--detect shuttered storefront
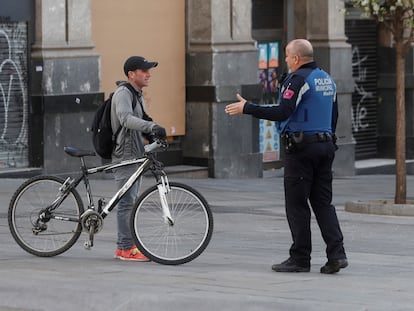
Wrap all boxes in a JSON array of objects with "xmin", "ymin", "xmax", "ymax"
[
  {"xmin": 345, "ymin": 19, "xmax": 378, "ymax": 159},
  {"xmin": 0, "ymin": 22, "xmax": 29, "ymax": 169}
]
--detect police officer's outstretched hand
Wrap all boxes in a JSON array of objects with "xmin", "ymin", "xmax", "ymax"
[
  {"xmin": 225, "ymin": 94, "xmax": 247, "ymax": 116},
  {"xmin": 152, "ymin": 124, "xmax": 167, "ymax": 139}
]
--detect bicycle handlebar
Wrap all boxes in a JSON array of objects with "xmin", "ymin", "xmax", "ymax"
[{"xmin": 144, "ymin": 138, "xmax": 169, "ymax": 154}]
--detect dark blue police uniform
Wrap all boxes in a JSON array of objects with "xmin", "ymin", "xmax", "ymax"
[{"xmin": 243, "ymin": 61, "xmax": 346, "ymax": 268}]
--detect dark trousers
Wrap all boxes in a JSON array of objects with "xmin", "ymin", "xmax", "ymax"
[{"xmin": 283, "ymin": 141, "xmax": 346, "ymax": 265}]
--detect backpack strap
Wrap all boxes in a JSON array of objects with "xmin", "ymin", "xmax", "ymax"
[
  {"xmin": 111, "ymin": 82, "xmax": 138, "ymax": 144},
  {"xmin": 122, "ymin": 82, "xmax": 137, "ymax": 110},
  {"xmin": 123, "ymin": 82, "xmax": 153, "ymax": 121}
]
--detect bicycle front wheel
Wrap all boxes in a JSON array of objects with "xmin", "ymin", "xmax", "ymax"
[
  {"xmin": 131, "ymin": 182, "xmax": 213, "ymax": 265},
  {"xmin": 8, "ymin": 175, "xmax": 84, "ymax": 257}
]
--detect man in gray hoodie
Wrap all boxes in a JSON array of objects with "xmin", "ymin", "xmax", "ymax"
[{"xmin": 111, "ymin": 56, "xmax": 166, "ymax": 261}]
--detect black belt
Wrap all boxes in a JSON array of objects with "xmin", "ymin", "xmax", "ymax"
[
  {"xmin": 302, "ymin": 132, "xmax": 333, "ymax": 144},
  {"xmin": 283, "ymin": 132, "xmax": 335, "ymax": 153}
]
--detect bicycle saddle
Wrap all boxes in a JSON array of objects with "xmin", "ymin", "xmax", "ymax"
[{"xmin": 64, "ymin": 146, "xmax": 96, "ymax": 157}]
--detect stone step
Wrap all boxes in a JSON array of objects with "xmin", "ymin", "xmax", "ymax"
[{"xmin": 355, "ymin": 158, "xmax": 414, "ymax": 175}]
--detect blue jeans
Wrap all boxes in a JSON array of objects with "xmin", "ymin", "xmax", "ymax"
[{"xmin": 115, "ymin": 174, "xmax": 142, "ymax": 250}]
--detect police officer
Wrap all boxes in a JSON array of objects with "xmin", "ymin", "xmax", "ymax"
[{"xmin": 225, "ymin": 39, "xmax": 348, "ymax": 274}]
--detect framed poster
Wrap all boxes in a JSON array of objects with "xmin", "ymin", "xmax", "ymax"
[
  {"xmin": 258, "ymin": 42, "xmax": 280, "ymax": 162},
  {"xmin": 258, "ymin": 43, "xmax": 268, "ymax": 70},
  {"xmin": 268, "ymin": 42, "xmax": 279, "ymax": 68}
]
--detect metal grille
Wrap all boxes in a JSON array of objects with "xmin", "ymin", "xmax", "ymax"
[
  {"xmin": 345, "ymin": 19, "xmax": 378, "ymax": 159},
  {"xmin": 0, "ymin": 22, "xmax": 29, "ymax": 169}
]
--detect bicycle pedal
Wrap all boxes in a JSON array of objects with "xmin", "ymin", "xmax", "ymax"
[{"xmin": 84, "ymin": 240, "xmax": 93, "ymax": 250}]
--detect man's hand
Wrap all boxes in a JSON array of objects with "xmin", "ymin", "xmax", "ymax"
[
  {"xmin": 225, "ymin": 94, "xmax": 247, "ymax": 116},
  {"xmin": 152, "ymin": 124, "xmax": 167, "ymax": 139}
]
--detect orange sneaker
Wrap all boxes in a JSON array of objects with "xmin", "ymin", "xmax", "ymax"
[{"xmin": 114, "ymin": 245, "xmax": 149, "ymax": 262}]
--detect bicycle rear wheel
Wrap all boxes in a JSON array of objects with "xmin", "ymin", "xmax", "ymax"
[
  {"xmin": 8, "ymin": 175, "xmax": 84, "ymax": 257},
  {"xmin": 131, "ymin": 182, "xmax": 213, "ymax": 265}
]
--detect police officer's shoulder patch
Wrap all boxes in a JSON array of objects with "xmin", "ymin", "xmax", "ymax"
[{"xmin": 283, "ymin": 89, "xmax": 295, "ymax": 99}]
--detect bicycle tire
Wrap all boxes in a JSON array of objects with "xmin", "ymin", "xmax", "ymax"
[
  {"xmin": 8, "ymin": 175, "xmax": 84, "ymax": 257},
  {"xmin": 131, "ymin": 182, "xmax": 213, "ymax": 265}
]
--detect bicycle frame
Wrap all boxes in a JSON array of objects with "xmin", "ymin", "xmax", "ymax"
[
  {"xmin": 48, "ymin": 142, "xmax": 169, "ymax": 248},
  {"xmin": 90, "ymin": 158, "xmax": 152, "ymax": 217}
]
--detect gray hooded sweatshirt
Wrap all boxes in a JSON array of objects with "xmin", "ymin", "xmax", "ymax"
[{"xmin": 110, "ymin": 84, "xmax": 155, "ymax": 179}]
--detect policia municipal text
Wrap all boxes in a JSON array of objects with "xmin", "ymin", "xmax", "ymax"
[{"xmin": 225, "ymin": 39, "xmax": 348, "ymax": 274}]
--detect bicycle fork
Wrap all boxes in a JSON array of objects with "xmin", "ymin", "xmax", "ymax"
[{"xmin": 157, "ymin": 175, "xmax": 174, "ymax": 226}]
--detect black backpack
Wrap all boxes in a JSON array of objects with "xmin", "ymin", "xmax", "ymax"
[{"xmin": 91, "ymin": 82, "xmax": 138, "ymax": 159}]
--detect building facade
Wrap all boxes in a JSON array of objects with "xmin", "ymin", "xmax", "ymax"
[{"xmin": 2, "ymin": 0, "xmax": 401, "ymax": 178}]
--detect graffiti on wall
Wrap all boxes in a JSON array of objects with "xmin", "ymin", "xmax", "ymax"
[
  {"xmin": 351, "ymin": 46, "xmax": 373, "ymax": 133},
  {"xmin": 346, "ymin": 18, "xmax": 379, "ymax": 159},
  {"xmin": 0, "ymin": 22, "xmax": 28, "ymax": 168}
]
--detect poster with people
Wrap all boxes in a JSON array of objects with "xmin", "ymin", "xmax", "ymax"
[{"xmin": 258, "ymin": 42, "xmax": 280, "ymax": 162}]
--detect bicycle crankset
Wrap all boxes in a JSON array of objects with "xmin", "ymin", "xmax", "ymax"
[{"xmin": 80, "ymin": 209, "xmax": 104, "ymax": 234}]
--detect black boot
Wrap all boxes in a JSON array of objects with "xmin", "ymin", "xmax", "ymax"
[
  {"xmin": 272, "ymin": 258, "xmax": 310, "ymax": 273},
  {"xmin": 320, "ymin": 258, "xmax": 348, "ymax": 274}
]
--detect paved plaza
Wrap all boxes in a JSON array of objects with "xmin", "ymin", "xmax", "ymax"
[{"xmin": 0, "ymin": 173, "xmax": 414, "ymax": 311}]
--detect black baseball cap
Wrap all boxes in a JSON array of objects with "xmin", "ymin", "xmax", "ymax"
[{"xmin": 123, "ymin": 56, "xmax": 158, "ymax": 76}]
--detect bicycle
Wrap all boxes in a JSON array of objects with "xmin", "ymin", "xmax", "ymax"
[{"xmin": 8, "ymin": 139, "xmax": 213, "ymax": 265}]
